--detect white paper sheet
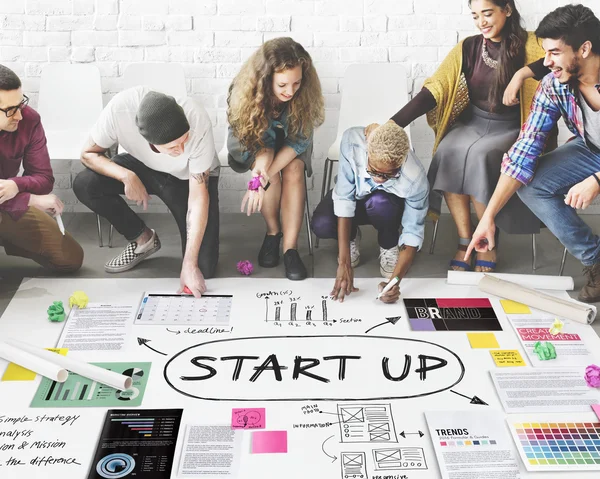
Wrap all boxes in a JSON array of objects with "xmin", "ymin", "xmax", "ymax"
[
  {"xmin": 177, "ymin": 425, "xmax": 241, "ymax": 477},
  {"xmin": 491, "ymin": 369, "xmax": 600, "ymax": 413},
  {"xmin": 508, "ymin": 315, "xmax": 595, "ymax": 367},
  {"xmin": 57, "ymin": 303, "xmax": 134, "ymax": 351},
  {"xmin": 425, "ymin": 410, "xmax": 521, "ymax": 479}
]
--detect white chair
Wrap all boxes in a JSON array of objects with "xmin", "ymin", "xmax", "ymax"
[
  {"xmin": 317, "ymin": 63, "xmax": 412, "ymax": 247},
  {"xmin": 218, "ymin": 128, "xmax": 314, "ymax": 261},
  {"xmin": 38, "ymin": 63, "xmax": 104, "ymax": 244},
  {"xmin": 101, "ymin": 63, "xmax": 188, "ymax": 247}
]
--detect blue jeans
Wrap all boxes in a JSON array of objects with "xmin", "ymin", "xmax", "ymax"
[{"xmin": 517, "ymin": 138, "xmax": 600, "ymax": 266}]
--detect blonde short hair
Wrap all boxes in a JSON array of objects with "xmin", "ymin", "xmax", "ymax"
[{"xmin": 368, "ymin": 121, "xmax": 410, "ymax": 168}]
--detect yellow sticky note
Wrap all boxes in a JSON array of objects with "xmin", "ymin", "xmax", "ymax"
[
  {"xmin": 467, "ymin": 332, "xmax": 500, "ymax": 349},
  {"xmin": 1, "ymin": 348, "xmax": 68, "ymax": 381},
  {"xmin": 500, "ymin": 300, "xmax": 531, "ymax": 314},
  {"xmin": 491, "ymin": 350, "xmax": 526, "ymax": 367}
]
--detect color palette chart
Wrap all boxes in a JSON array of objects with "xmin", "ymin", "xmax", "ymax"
[
  {"xmin": 509, "ymin": 421, "xmax": 600, "ymax": 471},
  {"xmin": 440, "ymin": 439, "xmax": 497, "ymax": 447}
]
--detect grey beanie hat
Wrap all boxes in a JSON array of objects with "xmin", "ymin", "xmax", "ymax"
[{"xmin": 135, "ymin": 91, "xmax": 190, "ymax": 145}]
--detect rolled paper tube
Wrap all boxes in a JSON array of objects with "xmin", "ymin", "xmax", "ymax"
[
  {"xmin": 5, "ymin": 339, "xmax": 133, "ymax": 391},
  {"xmin": 0, "ymin": 341, "xmax": 68, "ymax": 383},
  {"xmin": 448, "ymin": 271, "xmax": 574, "ymax": 291},
  {"xmin": 478, "ymin": 274, "xmax": 596, "ymax": 324}
]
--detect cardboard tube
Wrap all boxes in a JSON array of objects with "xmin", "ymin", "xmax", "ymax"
[
  {"xmin": 447, "ymin": 271, "xmax": 574, "ymax": 291},
  {"xmin": 0, "ymin": 341, "xmax": 68, "ymax": 382},
  {"xmin": 5, "ymin": 339, "xmax": 133, "ymax": 391},
  {"xmin": 478, "ymin": 274, "xmax": 596, "ymax": 324}
]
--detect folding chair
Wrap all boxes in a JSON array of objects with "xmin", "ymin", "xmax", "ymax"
[
  {"xmin": 38, "ymin": 63, "xmax": 103, "ymax": 243},
  {"xmin": 317, "ymin": 63, "xmax": 412, "ymax": 247},
  {"xmin": 100, "ymin": 63, "xmax": 188, "ymax": 247}
]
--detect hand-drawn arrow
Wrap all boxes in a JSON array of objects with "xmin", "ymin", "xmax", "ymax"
[
  {"xmin": 321, "ymin": 435, "xmax": 338, "ymax": 462},
  {"xmin": 365, "ymin": 316, "xmax": 402, "ymax": 334},
  {"xmin": 137, "ymin": 337, "xmax": 167, "ymax": 356},
  {"xmin": 450, "ymin": 389, "xmax": 488, "ymax": 405},
  {"xmin": 400, "ymin": 430, "xmax": 424, "ymax": 438}
]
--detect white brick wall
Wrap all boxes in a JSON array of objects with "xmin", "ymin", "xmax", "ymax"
[{"xmin": 1, "ymin": 0, "xmax": 599, "ymax": 214}]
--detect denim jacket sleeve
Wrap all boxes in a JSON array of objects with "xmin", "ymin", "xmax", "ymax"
[
  {"xmin": 284, "ymin": 128, "xmax": 312, "ymax": 156},
  {"xmin": 398, "ymin": 154, "xmax": 429, "ymax": 251},
  {"xmin": 332, "ymin": 130, "xmax": 357, "ymax": 218}
]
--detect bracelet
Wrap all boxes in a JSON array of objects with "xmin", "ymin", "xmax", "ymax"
[{"xmin": 593, "ymin": 173, "xmax": 600, "ymax": 188}]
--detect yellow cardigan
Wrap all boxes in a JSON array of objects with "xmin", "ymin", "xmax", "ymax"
[{"xmin": 423, "ymin": 32, "xmax": 546, "ymax": 154}]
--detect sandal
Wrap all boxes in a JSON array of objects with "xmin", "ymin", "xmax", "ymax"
[
  {"xmin": 474, "ymin": 229, "xmax": 499, "ymax": 272},
  {"xmin": 450, "ymin": 238, "xmax": 473, "ymax": 271}
]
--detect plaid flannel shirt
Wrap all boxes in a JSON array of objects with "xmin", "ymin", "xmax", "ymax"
[{"xmin": 501, "ymin": 73, "xmax": 600, "ymax": 185}]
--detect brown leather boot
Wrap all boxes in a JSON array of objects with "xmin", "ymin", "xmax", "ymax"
[{"xmin": 578, "ymin": 263, "xmax": 600, "ymax": 303}]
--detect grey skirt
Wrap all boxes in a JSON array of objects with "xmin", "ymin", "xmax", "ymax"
[
  {"xmin": 227, "ymin": 127, "xmax": 314, "ymax": 177},
  {"xmin": 428, "ymin": 104, "xmax": 540, "ymax": 234}
]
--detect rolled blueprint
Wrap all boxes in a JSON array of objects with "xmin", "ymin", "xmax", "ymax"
[
  {"xmin": 0, "ymin": 341, "xmax": 68, "ymax": 382},
  {"xmin": 448, "ymin": 271, "xmax": 575, "ymax": 291},
  {"xmin": 5, "ymin": 339, "xmax": 133, "ymax": 390},
  {"xmin": 478, "ymin": 274, "xmax": 596, "ymax": 324}
]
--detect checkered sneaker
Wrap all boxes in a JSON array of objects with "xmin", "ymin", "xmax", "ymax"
[{"xmin": 104, "ymin": 232, "xmax": 161, "ymax": 273}]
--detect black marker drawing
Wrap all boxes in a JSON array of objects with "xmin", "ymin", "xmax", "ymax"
[
  {"xmin": 450, "ymin": 389, "xmax": 488, "ymax": 405},
  {"xmin": 341, "ymin": 452, "xmax": 367, "ymax": 479},
  {"xmin": 306, "ymin": 310, "xmax": 312, "ymax": 321},
  {"xmin": 399, "ymin": 430, "xmax": 424, "ymax": 438},
  {"xmin": 163, "ymin": 335, "xmax": 466, "ymax": 402},
  {"xmin": 137, "ymin": 337, "xmax": 167, "ymax": 356},
  {"xmin": 373, "ymin": 447, "xmax": 427, "ymax": 471},
  {"xmin": 322, "ymin": 299, "xmax": 328, "ymax": 322},
  {"xmin": 365, "ymin": 316, "xmax": 402, "ymax": 334},
  {"xmin": 321, "ymin": 434, "xmax": 338, "ymax": 462},
  {"xmin": 291, "ymin": 303, "xmax": 297, "ymax": 321},
  {"xmin": 264, "ymin": 297, "xmax": 269, "ymax": 322},
  {"xmin": 275, "ymin": 306, "xmax": 281, "ymax": 322},
  {"xmin": 338, "ymin": 403, "xmax": 397, "ymax": 443}
]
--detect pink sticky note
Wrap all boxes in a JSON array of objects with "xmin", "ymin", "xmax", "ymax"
[
  {"xmin": 232, "ymin": 408, "xmax": 266, "ymax": 430},
  {"xmin": 592, "ymin": 404, "xmax": 600, "ymax": 421},
  {"xmin": 252, "ymin": 431, "xmax": 287, "ymax": 454}
]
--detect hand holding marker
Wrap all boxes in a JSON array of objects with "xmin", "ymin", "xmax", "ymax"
[{"xmin": 377, "ymin": 276, "xmax": 400, "ymax": 300}]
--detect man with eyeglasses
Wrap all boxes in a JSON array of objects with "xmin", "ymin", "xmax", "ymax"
[
  {"xmin": 0, "ymin": 64, "xmax": 83, "ymax": 273},
  {"xmin": 311, "ymin": 121, "xmax": 429, "ymax": 303},
  {"xmin": 73, "ymin": 86, "xmax": 220, "ymax": 297}
]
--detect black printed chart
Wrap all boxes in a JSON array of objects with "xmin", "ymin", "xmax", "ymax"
[{"xmin": 135, "ymin": 293, "xmax": 233, "ymax": 326}]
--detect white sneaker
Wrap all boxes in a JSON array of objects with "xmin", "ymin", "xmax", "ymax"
[
  {"xmin": 350, "ymin": 227, "xmax": 361, "ymax": 268},
  {"xmin": 379, "ymin": 245, "xmax": 399, "ymax": 279}
]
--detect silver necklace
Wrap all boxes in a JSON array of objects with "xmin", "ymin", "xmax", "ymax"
[{"xmin": 482, "ymin": 40, "xmax": 498, "ymax": 69}]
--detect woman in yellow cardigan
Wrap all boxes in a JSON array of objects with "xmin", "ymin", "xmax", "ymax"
[{"xmin": 372, "ymin": 0, "xmax": 553, "ymax": 272}]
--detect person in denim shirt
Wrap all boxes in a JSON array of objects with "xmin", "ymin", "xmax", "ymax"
[
  {"xmin": 312, "ymin": 122, "xmax": 429, "ymax": 303},
  {"xmin": 227, "ymin": 37, "xmax": 324, "ymax": 280},
  {"xmin": 467, "ymin": 4, "xmax": 600, "ymax": 303}
]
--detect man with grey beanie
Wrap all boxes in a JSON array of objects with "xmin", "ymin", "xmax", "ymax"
[{"xmin": 74, "ymin": 86, "xmax": 220, "ymax": 297}]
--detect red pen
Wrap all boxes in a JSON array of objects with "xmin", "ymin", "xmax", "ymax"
[{"xmin": 183, "ymin": 286, "xmax": 192, "ymax": 295}]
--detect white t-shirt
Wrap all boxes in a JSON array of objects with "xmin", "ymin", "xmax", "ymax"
[{"xmin": 91, "ymin": 86, "xmax": 219, "ymax": 180}]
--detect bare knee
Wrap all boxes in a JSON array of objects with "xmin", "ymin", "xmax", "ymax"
[{"xmin": 282, "ymin": 158, "xmax": 305, "ymax": 184}]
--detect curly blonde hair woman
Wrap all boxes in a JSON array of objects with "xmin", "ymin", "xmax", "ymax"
[{"xmin": 227, "ymin": 37, "xmax": 324, "ymax": 280}]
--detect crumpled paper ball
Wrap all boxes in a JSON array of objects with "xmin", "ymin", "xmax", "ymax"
[
  {"xmin": 247, "ymin": 176, "xmax": 263, "ymax": 191},
  {"xmin": 237, "ymin": 260, "xmax": 254, "ymax": 276},
  {"xmin": 69, "ymin": 291, "xmax": 88, "ymax": 309},
  {"xmin": 47, "ymin": 301, "xmax": 65, "ymax": 322},
  {"xmin": 585, "ymin": 364, "xmax": 600, "ymax": 388}
]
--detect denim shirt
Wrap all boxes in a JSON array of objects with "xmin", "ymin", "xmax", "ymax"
[
  {"xmin": 228, "ymin": 105, "xmax": 312, "ymax": 167},
  {"xmin": 333, "ymin": 127, "xmax": 430, "ymax": 250}
]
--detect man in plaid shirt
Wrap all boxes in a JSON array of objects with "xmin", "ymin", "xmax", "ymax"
[{"xmin": 467, "ymin": 4, "xmax": 600, "ymax": 303}]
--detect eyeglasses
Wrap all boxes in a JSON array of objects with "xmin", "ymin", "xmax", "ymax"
[
  {"xmin": 366, "ymin": 166, "xmax": 402, "ymax": 181},
  {"xmin": 0, "ymin": 94, "xmax": 29, "ymax": 118}
]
